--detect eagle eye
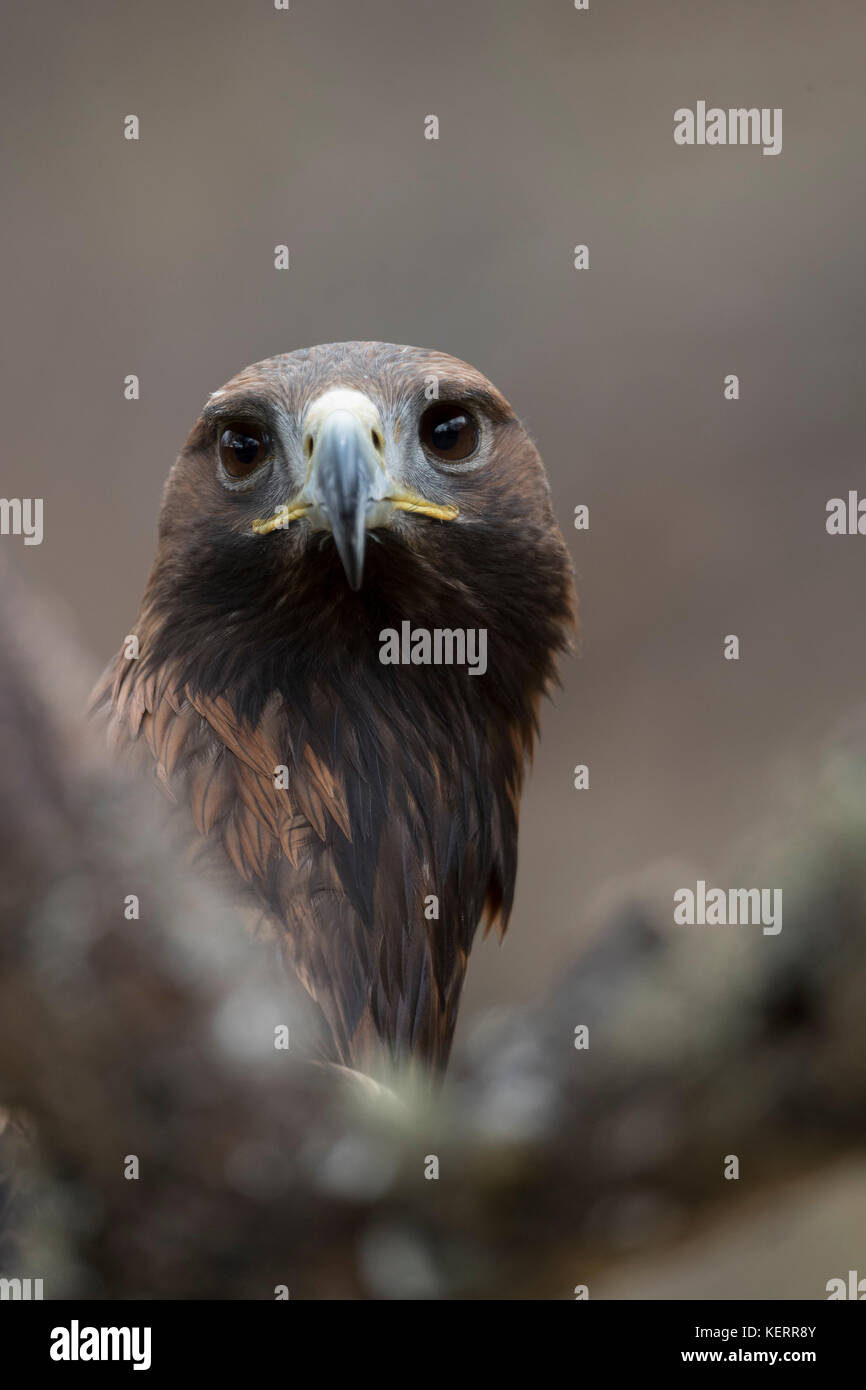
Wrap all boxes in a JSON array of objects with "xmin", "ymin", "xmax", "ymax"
[
  {"xmin": 419, "ymin": 402, "xmax": 479, "ymax": 463},
  {"xmin": 218, "ymin": 422, "xmax": 270, "ymax": 480}
]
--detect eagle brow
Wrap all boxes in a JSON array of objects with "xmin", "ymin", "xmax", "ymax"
[
  {"xmin": 201, "ymin": 393, "xmax": 274, "ymax": 430},
  {"xmin": 431, "ymin": 382, "xmax": 512, "ymax": 423}
]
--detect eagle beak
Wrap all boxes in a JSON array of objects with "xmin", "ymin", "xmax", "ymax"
[
  {"xmin": 251, "ymin": 389, "xmax": 460, "ymax": 588},
  {"xmin": 306, "ymin": 408, "xmax": 380, "ymax": 590}
]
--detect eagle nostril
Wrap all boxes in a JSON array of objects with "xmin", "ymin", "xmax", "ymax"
[
  {"xmin": 371, "ymin": 429, "xmax": 382, "ymax": 451},
  {"xmin": 304, "ymin": 434, "xmax": 314, "ymax": 460}
]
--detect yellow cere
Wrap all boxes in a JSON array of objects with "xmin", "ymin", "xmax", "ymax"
[{"xmin": 252, "ymin": 498, "xmax": 459, "ymax": 534}]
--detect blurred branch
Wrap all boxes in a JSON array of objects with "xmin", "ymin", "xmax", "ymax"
[{"xmin": 1, "ymin": 556, "xmax": 865, "ymax": 1298}]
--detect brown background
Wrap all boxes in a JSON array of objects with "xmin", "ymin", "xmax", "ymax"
[{"xmin": 3, "ymin": 0, "xmax": 865, "ymax": 1296}]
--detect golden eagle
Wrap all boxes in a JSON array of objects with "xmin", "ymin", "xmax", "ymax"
[{"xmin": 93, "ymin": 343, "xmax": 575, "ymax": 1074}]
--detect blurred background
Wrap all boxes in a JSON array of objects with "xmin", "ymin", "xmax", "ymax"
[{"xmin": 2, "ymin": 0, "xmax": 865, "ymax": 1296}]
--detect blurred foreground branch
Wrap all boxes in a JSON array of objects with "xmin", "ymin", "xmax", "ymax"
[{"xmin": 1, "ymin": 558, "xmax": 865, "ymax": 1298}]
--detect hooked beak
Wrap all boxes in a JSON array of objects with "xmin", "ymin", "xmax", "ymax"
[
  {"xmin": 305, "ymin": 407, "xmax": 379, "ymax": 590},
  {"xmin": 252, "ymin": 389, "xmax": 459, "ymax": 590}
]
